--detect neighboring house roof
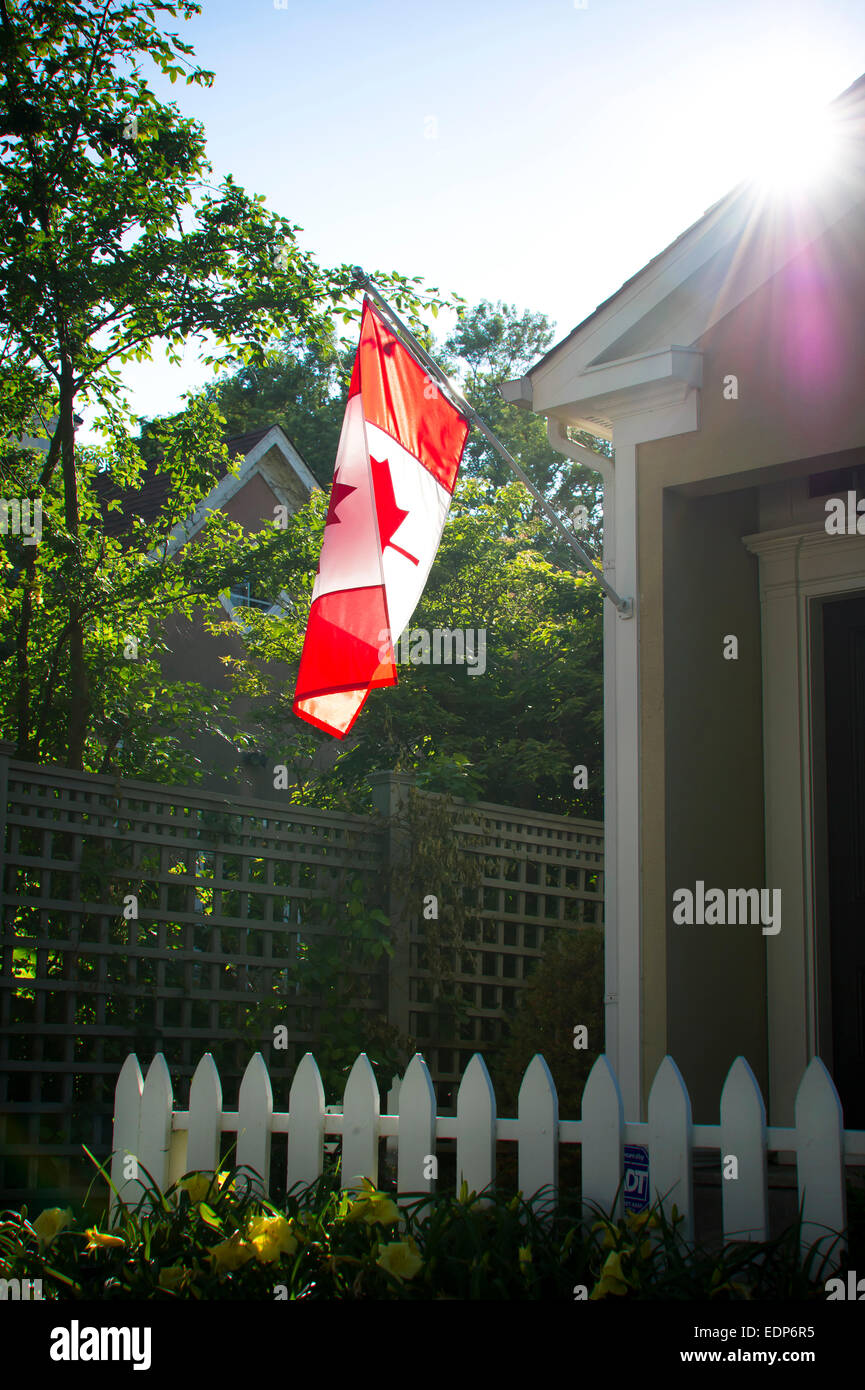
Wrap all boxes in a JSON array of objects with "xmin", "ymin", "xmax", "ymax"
[
  {"xmin": 503, "ymin": 72, "xmax": 865, "ymax": 435},
  {"xmin": 225, "ymin": 426, "xmax": 274, "ymax": 460},
  {"xmin": 94, "ymin": 423, "xmax": 319, "ymax": 542}
]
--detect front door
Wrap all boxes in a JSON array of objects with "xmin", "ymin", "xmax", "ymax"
[{"xmin": 823, "ymin": 594, "xmax": 865, "ymax": 1128}]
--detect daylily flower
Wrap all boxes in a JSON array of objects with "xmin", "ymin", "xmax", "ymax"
[
  {"xmin": 85, "ymin": 1228, "xmax": 126, "ymax": 1250},
  {"xmin": 176, "ymin": 1175, "xmax": 211, "ymax": 1205},
  {"xmin": 246, "ymin": 1214, "xmax": 298, "ymax": 1264},
  {"xmin": 207, "ymin": 1232, "xmax": 256, "ymax": 1273},
  {"xmin": 376, "ymin": 1237, "xmax": 423, "ymax": 1282},
  {"xmin": 518, "ymin": 1244, "xmax": 532, "ymax": 1268},
  {"xmin": 175, "ymin": 1171, "xmax": 233, "ymax": 1205},
  {"xmin": 32, "ymin": 1207, "xmax": 73, "ymax": 1251},
  {"xmin": 343, "ymin": 1178, "xmax": 400, "ymax": 1227},
  {"xmin": 627, "ymin": 1209, "xmax": 659, "ymax": 1233},
  {"xmin": 590, "ymin": 1250, "xmax": 630, "ymax": 1299}
]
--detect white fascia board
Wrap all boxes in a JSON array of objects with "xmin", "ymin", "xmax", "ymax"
[
  {"xmin": 245, "ymin": 425, "xmax": 319, "ymax": 494},
  {"xmin": 536, "ymin": 346, "xmax": 703, "ymax": 434},
  {"xmin": 158, "ymin": 425, "xmax": 315, "ymax": 559},
  {"xmin": 499, "ymin": 375, "xmax": 533, "ymax": 409}
]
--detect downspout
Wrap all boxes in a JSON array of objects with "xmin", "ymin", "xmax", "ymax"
[{"xmin": 545, "ymin": 418, "xmax": 622, "ymax": 1085}]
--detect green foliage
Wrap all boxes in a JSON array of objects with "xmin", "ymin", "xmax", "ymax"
[
  {"xmin": 219, "ymin": 478, "xmax": 603, "ymax": 817},
  {"xmin": 234, "ymin": 872, "xmax": 409, "ymax": 1100},
  {"xmin": 0, "ymin": 0, "xmax": 455, "ymax": 770},
  {"xmin": 492, "ymin": 927, "xmax": 604, "ymax": 1121},
  {"xmin": 117, "ymin": 297, "xmax": 605, "ymax": 815},
  {"xmin": 385, "ymin": 787, "xmax": 488, "ymax": 1032},
  {"xmin": 0, "ymin": 1161, "xmax": 849, "ymax": 1300},
  {"xmin": 441, "ymin": 300, "xmax": 607, "ymax": 557}
]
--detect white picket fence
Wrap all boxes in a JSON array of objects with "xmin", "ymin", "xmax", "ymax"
[{"xmin": 110, "ymin": 1049, "xmax": 865, "ymax": 1267}]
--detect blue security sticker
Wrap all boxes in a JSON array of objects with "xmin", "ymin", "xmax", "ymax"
[{"xmin": 623, "ymin": 1143, "xmax": 650, "ymax": 1214}]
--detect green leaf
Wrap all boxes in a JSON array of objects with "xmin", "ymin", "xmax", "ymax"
[{"xmin": 198, "ymin": 1203, "xmax": 222, "ymax": 1228}]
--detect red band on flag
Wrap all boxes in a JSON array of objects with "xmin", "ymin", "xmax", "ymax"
[{"xmin": 350, "ymin": 301, "xmax": 468, "ymax": 494}]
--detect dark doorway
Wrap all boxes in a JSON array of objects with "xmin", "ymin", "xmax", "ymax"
[{"xmin": 823, "ymin": 594, "xmax": 865, "ymax": 1128}]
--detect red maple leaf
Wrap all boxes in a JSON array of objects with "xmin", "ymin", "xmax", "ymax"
[
  {"xmin": 371, "ymin": 455, "xmax": 418, "ymax": 565},
  {"xmin": 324, "ymin": 470, "xmax": 356, "ymax": 527}
]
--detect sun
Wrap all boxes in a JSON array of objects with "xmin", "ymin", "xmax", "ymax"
[{"xmin": 746, "ymin": 100, "xmax": 844, "ymax": 195}]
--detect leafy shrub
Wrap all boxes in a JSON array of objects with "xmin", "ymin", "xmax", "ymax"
[{"xmin": 0, "ymin": 1154, "xmax": 849, "ymax": 1301}]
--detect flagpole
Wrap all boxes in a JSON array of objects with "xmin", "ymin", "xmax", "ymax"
[{"xmin": 350, "ymin": 269, "xmax": 633, "ymax": 618}]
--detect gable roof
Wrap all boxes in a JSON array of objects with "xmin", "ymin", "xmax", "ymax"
[
  {"xmin": 504, "ymin": 72, "xmax": 865, "ymax": 432},
  {"xmin": 94, "ymin": 424, "xmax": 317, "ymax": 540}
]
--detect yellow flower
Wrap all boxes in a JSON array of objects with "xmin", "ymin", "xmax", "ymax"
[
  {"xmin": 344, "ymin": 1179, "xmax": 400, "ymax": 1227},
  {"xmin": 85, "ymin": 1228, "xmax": 126, "ymax": 1250},
  {"xmin": 518, "ymin": 1244, "xmax": 532, "ymax": 1267},
  {"xmin": 32, "ymin": 1207, "xmax": 73, "ymax": 1251},
  {"xmin": 627, "ymin": 1209, "xmax": 659, "ymax": 1233},
  {"xmin": 589, "ymin": 1250, "xmax": 630, "ymax": 1300},
  {"xmin": 376, "ymin": 1237, "xmax": 423, "ymax": 1282},
  {"xmin": 246, "ymin": 1214, "xmax": 298, "ymax": 1264},
  {"xmin": 157, "ymin": 1265, "xmax": 186, "ymax": 1291},
  {"xmin": 176, "ymin": 1171, "xmax": 233, "ymax": 1205},
  {"xmin": 176, "ymin": 1174, "xmax": 211, "ymax": 1204},
  {"xmin": 207, "ymin": 1232, "xmax": 256, "ymax": 1273}
]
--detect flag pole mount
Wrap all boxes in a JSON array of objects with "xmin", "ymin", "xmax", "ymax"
[{"xmin": 349, "ymin": 268, "xmax": 634, "ymax": 619}]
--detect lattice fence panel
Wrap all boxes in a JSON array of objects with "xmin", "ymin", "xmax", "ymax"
[
  {"xmin": 407, "ymin": 798, "xmax": 605, "ymax": 1105},
  {"xmin": 0, "ymin": 760, "xmax": 383, "ymax": 1205}
]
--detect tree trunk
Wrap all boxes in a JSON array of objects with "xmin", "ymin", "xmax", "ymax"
[
  {"xmin": 15, "ymin": 418, "xmax": 63, "ymax": 756},
  {"xmin": 59, "ymin": 357, "xmax": 88, "ymax": 768}
]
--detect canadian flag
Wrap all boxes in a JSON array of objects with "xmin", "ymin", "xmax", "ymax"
[{"xmin": 293, "ymin": 299, "xmax": 469, "ymax": 738}]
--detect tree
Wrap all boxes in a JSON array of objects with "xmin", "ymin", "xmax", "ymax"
[
  {"xmin": 0, "ymin": 0, "xmax": 453, "ymax": 769},
  {"xmin": 216, "ymin": 477, "xmax": 603, "ymax": 819},
  {"xmin": 492, "ymin": 926, "xmax": 604, "ymax": 1123},
  {"xmin": 175, "ymin": 299, "xmax": 607, "ymax": 817},
  {"xmin": 441, "ymin": 300, "xmax": 607, "ymax": 558}
]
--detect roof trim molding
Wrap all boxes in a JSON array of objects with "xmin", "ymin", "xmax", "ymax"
[{"xmin": 160, "ymin": 424, "xmax": 317, "ymax": 558}]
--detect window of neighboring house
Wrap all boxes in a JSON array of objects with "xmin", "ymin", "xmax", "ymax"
[
  {"xmin": 228, "ymin": 580, "xmax": 273, "ymax": 612},
  {"xmin": 220, "ymin": 583, "xmax": 294, "ymax": 623}
]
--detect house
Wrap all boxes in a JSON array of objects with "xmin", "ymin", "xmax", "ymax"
[
  {"xmin": 502, "ymin": 74, "xmax": 865, "ymax": 1126},
  {"xmin": 95, "ymin": 423, "xmax": 320, "ymax": 797}
]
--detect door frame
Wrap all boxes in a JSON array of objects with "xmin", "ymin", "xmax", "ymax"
[{"xmin": 743, "ymin": 521, "xmax": 865, "ymax": 1121}]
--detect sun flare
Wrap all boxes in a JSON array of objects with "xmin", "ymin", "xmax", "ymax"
[{"xmin": 746, "ymin": 101, "xmax": 843, "ymax": 195}]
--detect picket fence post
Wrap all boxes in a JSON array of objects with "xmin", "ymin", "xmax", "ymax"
[
  {"xmin": 287, "ymin": 1052, "xmax": 325, "ymax": 1189},
  {"xmin": 138, "ymin": 1054, "xmax": 173, "ymax": 1202},
  {"xmin": 457, "ymin": 1053, "xmax": 495, "ymax": 1202},
  {"xmin": 187, "ymin": 1053, "xmax": 222, "ymax": 1175},
  {"xmin": 580, "ymin": 1054, "xmax": 624, "ymax": 1221},
  {"xmin": 397, "ymin": 1054, "xmax": 436, "ymax": 1195},
  {"xmin": 720, "ymin": 1055, "xmax": 768, "ymax": 1242},
  {"xmin": 237, "ymin": 1052, "xmax": 272, "ymax": 1194},
  {"xmin": 110, "ymin": 1054, "xmax": 143, "ymax": 1215},
  {"xmin": 648, "ymin": 1056, "xmax": 694, "ymax": 1242},
  {"xmin": 517, "ymin": 1053, "xmax": 558, "ymax": 1215},
  {"xmin": 341, "ymin": 1053, "xmax": 379, "ymax": 1189},
  {"xmin": 795, "ymin": 1057, "xmax": 846, "ymax": 1269}
]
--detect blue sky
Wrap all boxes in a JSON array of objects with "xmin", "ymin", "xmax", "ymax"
[{"xmin": 95, "ymin": 0, "xmax": 865, "ymax": 436}]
